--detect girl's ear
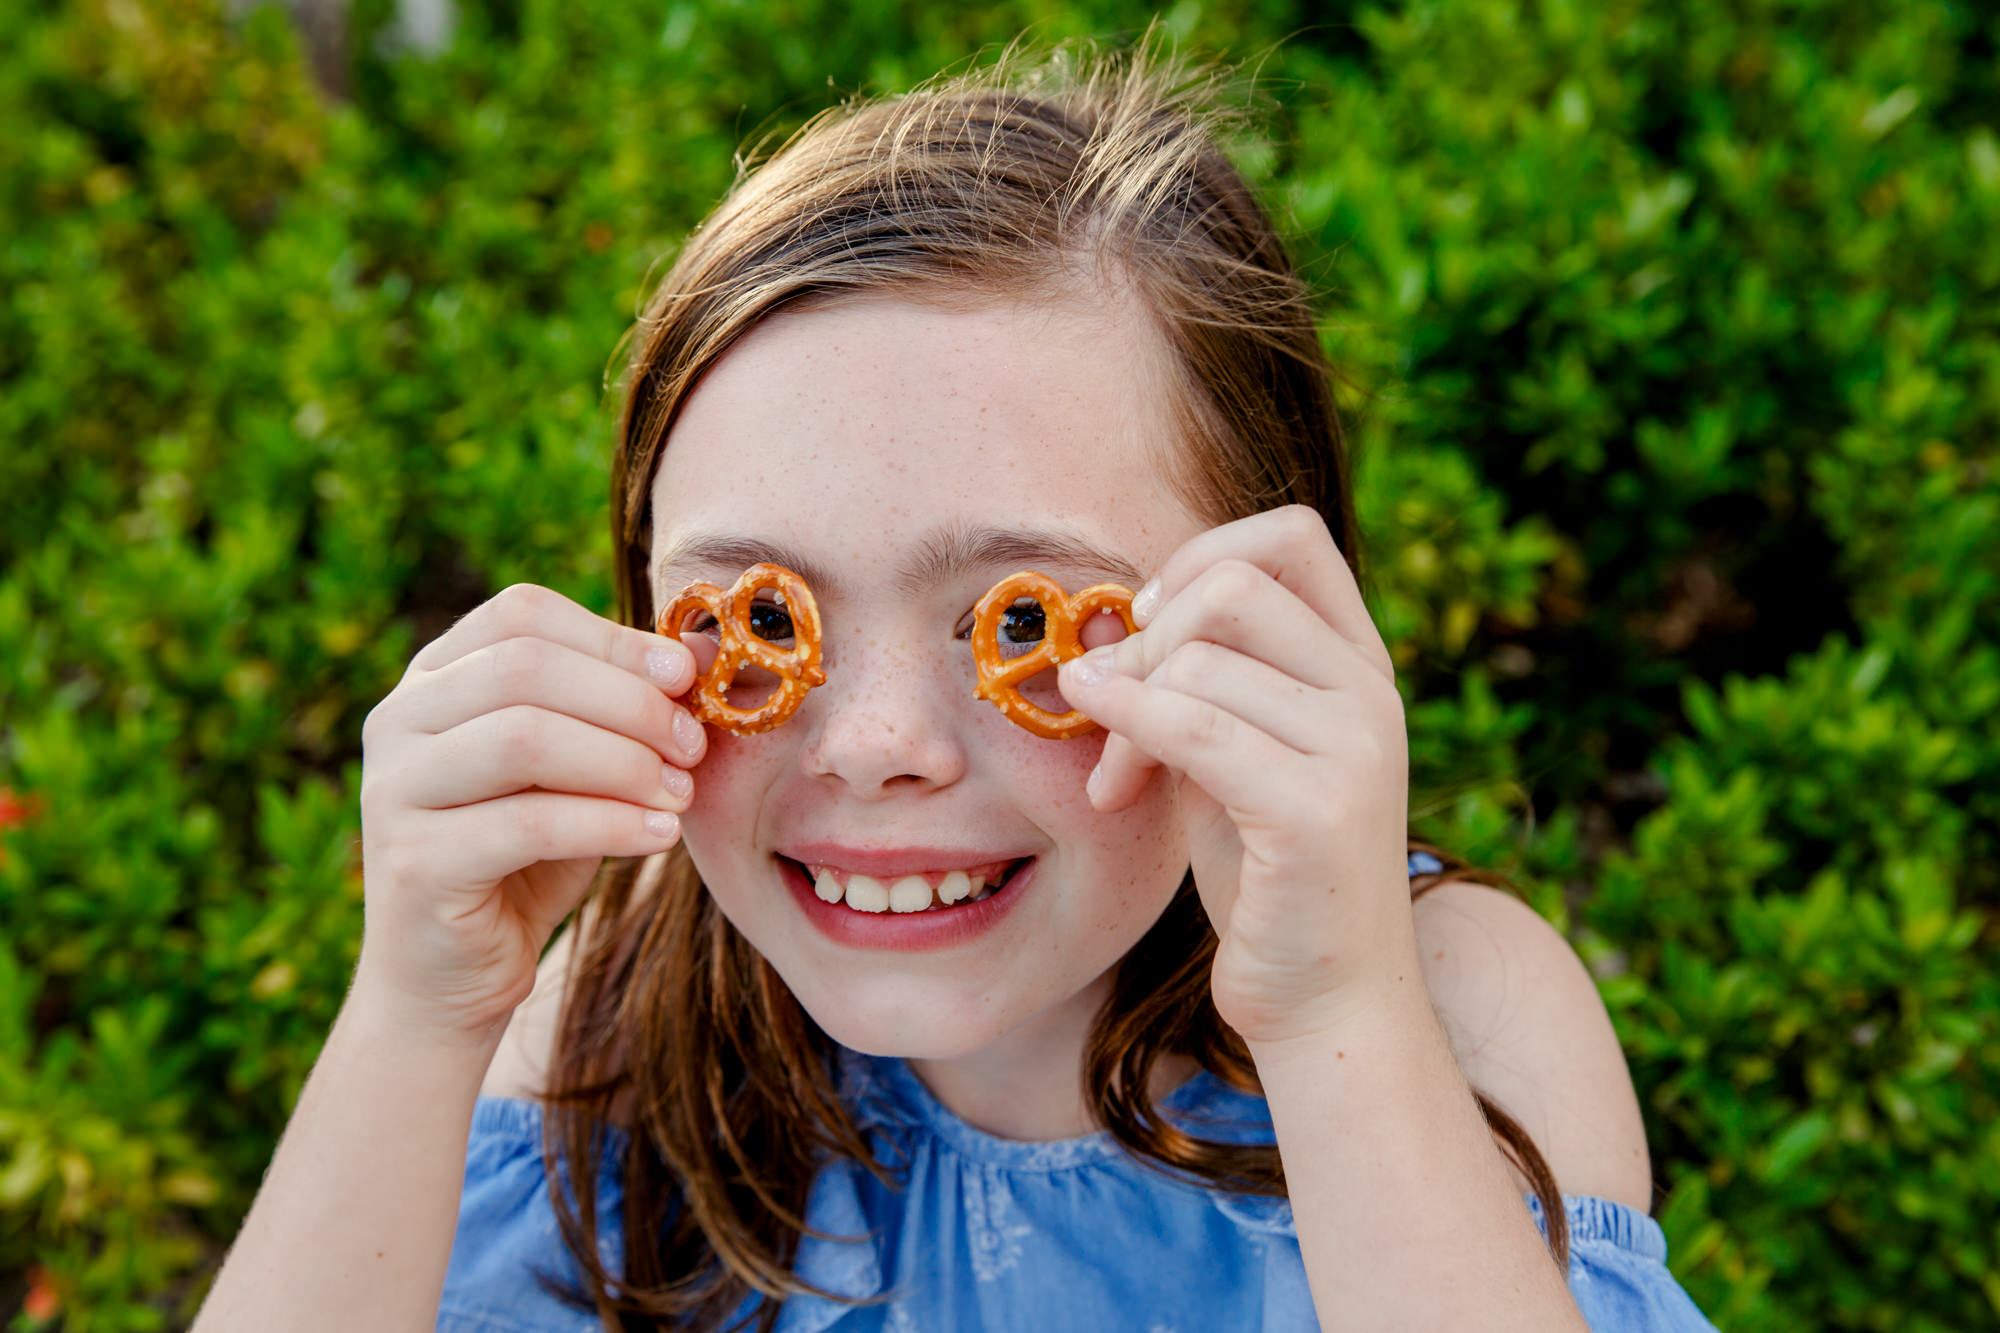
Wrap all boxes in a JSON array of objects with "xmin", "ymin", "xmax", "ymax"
[{"xmin": 1079, "ymin": 607, "xmax": 1133, "ymax": 652}]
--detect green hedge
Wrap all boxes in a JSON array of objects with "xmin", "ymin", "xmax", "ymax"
[{"xmin": 1, "ymin": 0, "xmax": 1994, "ymax": 1327}]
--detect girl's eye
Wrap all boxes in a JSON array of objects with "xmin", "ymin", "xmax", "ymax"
[
  {"xmin": 952, "ymin": 598, "xmax": 1046, "ymax": 659},
  {"xmin": 999, "ymin": 599, "xmax": 1045, "ymax": 647},
  {"xmin": 747, "ymin": 601, "xmax": 795, "ymax": 643},
  {"xmin": 681, "ymin": 599, "xmax": 794, "ymax": 644}
]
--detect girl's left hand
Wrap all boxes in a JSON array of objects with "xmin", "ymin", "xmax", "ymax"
[{"xmin": 1057, "ymin": 505, "xmax": 1420, "ymax": 1048}]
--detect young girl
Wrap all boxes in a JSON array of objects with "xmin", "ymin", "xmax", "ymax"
[{"xmin": 193, "ymin": 44, "xmax": 1718, "ymax": 1333}]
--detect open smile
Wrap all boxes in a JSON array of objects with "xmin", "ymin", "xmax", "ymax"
[
  {"xmin": 775, "ymin": 852, "xmax": 1038, "ymax": 952},
  {"xmin": 795, "ymin": 857, "xmax": 1031, "ymax": 912}
]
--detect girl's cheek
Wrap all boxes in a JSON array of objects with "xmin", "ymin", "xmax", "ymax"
[
  {"xmin": 682, "ymin": 729, "xmax": 774, "ymax": 821},
  {"xmin": 985, "ymin": 720, "xmax": 1105, "ymax": 810}
]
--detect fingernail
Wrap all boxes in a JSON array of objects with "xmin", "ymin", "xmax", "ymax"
[
  {"xmin": 662, "ymin": 765, "xmax": 693, "ymax": 800},
  {"xmin": 1131, "ymin": 578, "xmax": 1161, "ymax": 622},
  {"xmin": 646, "ymin": 643, "xmax": 688, "ymax": 690},
  {"xmin": 644, "ymin": 809, "xmax": 680, "ymax": 840},
  {"xmin": 673, "ymin": 709, "xmax": 705, "ymax": 758},
  {"xmin": 1086, "ymin": 762, "xmax": 1104, "ymax": 801}
]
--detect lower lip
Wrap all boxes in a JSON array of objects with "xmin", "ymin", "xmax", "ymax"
[{"xmin": 780, "ymin": 856, "xmax": 1036, "ymax": 952}]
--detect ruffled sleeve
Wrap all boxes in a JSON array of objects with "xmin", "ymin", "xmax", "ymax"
[
  {"xmin": 1174, "ymin": 1071, "xmax": 1715, "ymax": 1332},
  {"xmin": 436, "ymin": 1096, "xmax": 628, "ymax": 1333},
  {"xmin": 1204, "ymin": 1187, "xmax": 1717, "ymax": 1332},
  {"xmin": 1529, "ymin": 1195, "xmax": 1721, "ymax": 1333}
]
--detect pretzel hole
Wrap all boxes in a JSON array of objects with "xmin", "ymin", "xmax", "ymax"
[
  {"xmin": 673, "ymin": 601, "xmax": 794, "ymax": 713},
  {"xmin": 995, "ymin": 597, "xmax": 1071, "ymax": 715},
  {"xmin": 713, "ymin": 660, "xmax": 786, "ymax": 712},
  {"xmin": 1016, "ymin": 664, "xmax": 1070, "ymax": 714}
]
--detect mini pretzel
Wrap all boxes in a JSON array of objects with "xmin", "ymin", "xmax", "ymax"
[
  {"xmin": 658, "ymin": 563, "xmax": 826, "ymax": 734},
  {"xmin": 971, "ymin": 571, "xmax": 1137, "ymax": 739}
]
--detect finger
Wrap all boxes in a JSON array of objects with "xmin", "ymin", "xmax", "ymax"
[
  {"xmin": 409, "ymin": 582, "xmax": 697, "ymax": 695},
  {"xmin": 402, "ymin": 705, "xmax": 695, "ymax": 814},
  {"xmin": 1077, "ymin": 607, "xmax": 1132, "ymax": 652},
  {"xmin": 1063, "ymin": 611, "xmax": 1152, "ymax": 809},
  {"xmin": 1086, "ymin": 632, "xmax": 1388, "ymax": 811},
  {"xmin": 1113, "ymin": 559, "xmax": 1353, "ymax": 689},
  {"xmin": 1085, "ymin": 730, "xmax": 1157, "ymax": 813},
  {"xmin": 425, "ymin": 791, "xmax": 683, "ymax": 888},
  {"xmin": 681, "ymin": 630, "xmax": 720, "ymax": 676},
  {"xmin": 1056, "ymin": 650, "xmax": 1303, "ymax": 815},
  {"xmin": 1141, "ymin": 640, "xmax": 1366, "ymax": 753},
  {"xmin": 405, "ymin": 634, "xmax": 707, "ymax": 768},
  {"xmin": 1134, "ymin": 506, "xmax": 1394, "ymax": 683}
]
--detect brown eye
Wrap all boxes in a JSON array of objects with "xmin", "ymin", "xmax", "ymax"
[
  {"xmin": 747, "ymin": 601, "xmax": 795, "ymax": 643},
  {"xmin": 952, "ymin": 598, "xmax": 1046, "ymax": 659},
  {"xmin": 679, "ymin": 601, "xmax": 792, "ymax": 644},
  {"xmin": 998, "ymin": 599, "xmax": 1045, "ymax": 651}
]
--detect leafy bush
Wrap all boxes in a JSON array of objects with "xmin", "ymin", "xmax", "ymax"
[{"xmin": 1, "ymin": 0, "xmax": 1993, "ymax": 1328}]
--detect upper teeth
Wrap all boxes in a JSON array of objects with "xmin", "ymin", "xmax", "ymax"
[{"xmin": 810, "ymin": 865, "xmax": 1001, "ymax": 913}]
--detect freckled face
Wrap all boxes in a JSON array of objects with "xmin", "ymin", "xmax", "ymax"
[{"xmin": 649, "ymin": 293, "xmax": 1209, "ymax": 1060}]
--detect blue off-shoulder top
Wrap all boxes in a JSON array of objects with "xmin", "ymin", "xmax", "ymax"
[{"xmin": 439, "ymin": 853, "xmax": 1719, "ymax": 1333}]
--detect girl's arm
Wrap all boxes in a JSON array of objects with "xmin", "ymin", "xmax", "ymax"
[
  {"xmin": 189, "ymin": 982, "xmax": 506, "ymax": 1333},
  {"xmin": 1247, "ymin": 909, "xmax": 1617, "ymax": 1332},
  {"xmin": 1058, "ymin": 505, "xmax": 1598, "ymax": 1331},
  {"xmin": 1251, "ymin": 990, "xmax": 1583, "ymax": 1330},
  {"xmin": 1247, "ymin": 872, "xmax": 1654, "ymax": 1328},
  {"xmin": 1243, "ymin": 873, "xmax": 1648, "ymax": 1328},
  {"xmin": 193, "ymin": 585, "xmax": 700, "ymax": 1330}
]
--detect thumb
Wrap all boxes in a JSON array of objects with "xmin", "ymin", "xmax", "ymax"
[
  {"xmin": 679, "ymin": 631, "xmax": 720, "ymax": 676},
  {"xmin": 1077, "ymin": 607, "xmax": 1131, "ymax": 652},
  {"xmin": 1067, "ymin": 613, "xmax": 1157, "ymax": 810},
  {"xmin": 1086, "ymin": 731, "xmax": 1159, "ymax": 811}
]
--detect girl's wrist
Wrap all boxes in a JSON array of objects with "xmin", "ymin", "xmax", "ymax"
[
  {"xmin": 343, "ymin": 961, "xmax": 518, "ymax": 1064},
  {"xmin": 1240, "ymin": 970, "xmax": 1445, "ymax": 1082},
  {"xmin": 1221, "ymin": 905, "xmax": 1430, "ymax": 1055}
]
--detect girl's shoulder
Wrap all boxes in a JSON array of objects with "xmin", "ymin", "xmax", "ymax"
[{"xmin": 1411, "ymin": 876, "xmax": 1653, "ymax": 1210}]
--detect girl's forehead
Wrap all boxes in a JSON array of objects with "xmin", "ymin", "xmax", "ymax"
[{"xmin": 649, "ymin": 296, "xmax": 1204, "ymax": 591}]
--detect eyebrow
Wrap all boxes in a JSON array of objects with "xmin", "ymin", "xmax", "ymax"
[{"xmin": 650, "ymin": 521, "xmax": 1145, "ymax": 607}]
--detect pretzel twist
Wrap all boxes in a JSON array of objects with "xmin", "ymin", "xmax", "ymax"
[
  {"xmin": 657, "ymin": 563, "xmax": 826, "ymax": 735},
  {"xmin": 971, "ymin": 571, "xmax": 1137, "ymax": 739}
]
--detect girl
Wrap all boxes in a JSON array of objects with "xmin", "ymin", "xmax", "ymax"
[{"xmin": 193, "ymin": 43, "xmax": 1718, "ymax": 1333}]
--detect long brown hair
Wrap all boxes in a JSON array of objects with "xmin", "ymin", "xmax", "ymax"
[{"xmin": 536, "ymin": 37, "xmax": 1571, "ymax": 1331}]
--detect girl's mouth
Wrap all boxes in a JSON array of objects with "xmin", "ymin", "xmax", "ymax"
[
  {"xmin": 776, "ymin": 855, "xmax": 1032, "ymax": 914},
  {"xmin": 774, "ymin": 853, "xmax": 1039, "ymax": 952}
]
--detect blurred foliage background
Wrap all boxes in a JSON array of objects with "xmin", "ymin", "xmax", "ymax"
[{"xmin": 1, "ymin": 0, "xmax": 1996, "ymax": 1327}]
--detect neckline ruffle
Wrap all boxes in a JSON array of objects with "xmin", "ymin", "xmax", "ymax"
[{"xmin": 839, "ymin": 1047, "xmax": 1273, "ymax": 1172}]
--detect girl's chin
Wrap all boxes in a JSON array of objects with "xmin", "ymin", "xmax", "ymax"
[{"xmin": 787, "ymin": 981, "xmax": 1023, "ymax": 1062}]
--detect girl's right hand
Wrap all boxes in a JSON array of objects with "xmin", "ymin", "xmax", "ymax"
[{"xmin": 352, "ymin": 583, "xmax": 704, "ymax": 1044}]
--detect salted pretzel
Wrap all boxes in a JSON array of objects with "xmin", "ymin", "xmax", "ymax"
[
  {"xmin": 657, "ymin": 563, "xmax": 826, "ymax": 735},
  {"xmin": 971, "ymin": 571, "xmax": 1137, "ymax": 739}
]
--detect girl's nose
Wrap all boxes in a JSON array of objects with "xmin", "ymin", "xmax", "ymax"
[{"xmin": 797, "ymin": 645, "xmax": 967, "ymax": 797}]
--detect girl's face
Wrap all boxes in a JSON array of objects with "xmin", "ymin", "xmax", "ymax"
[{"xmin": 650, "ymin": 292, "xmax": 1209, "ymax": 1061}]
